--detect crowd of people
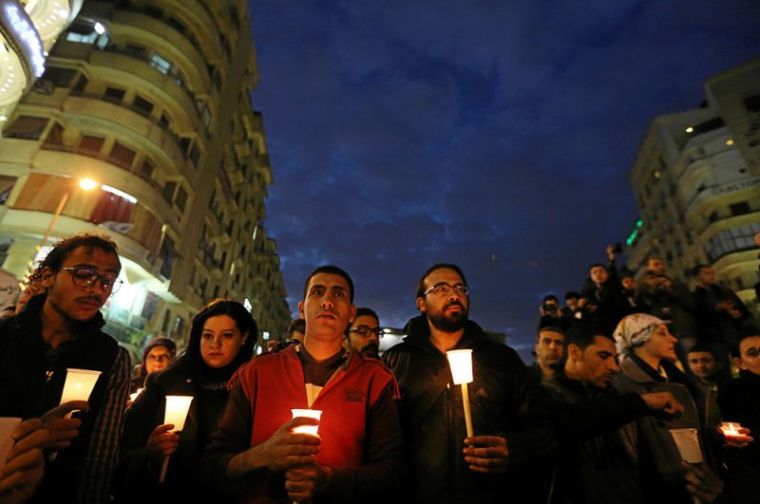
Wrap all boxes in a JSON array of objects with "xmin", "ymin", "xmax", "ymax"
[{"xmin": 0, "ymin": 232, "xmax": 758, "ymax": 503}]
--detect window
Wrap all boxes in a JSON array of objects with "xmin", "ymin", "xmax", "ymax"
[
  {"xmin": 42, "ymin": 67, "xmax": 77, "ymax": 87},
  {"xmin": 104, "ymin": 87, "xmax": 125, "ymax": 103},
  {"xmin": 189, "ymin": 144, "xmax": 201, "ymax": 166},
  {"xmin": 3, "ymin": 116, "xmax": 48, "ymax": 140},
  {"xmin": 80, "ymin": 135, "xmax": 105, "ymax": 155},
  {"xmin": 73, "ymin": 75, "xmax": 88, "ymax": 93},
  {"xmin": 159, "ymin": 113, "xmax": 170, "ymax": 128},
  {"xmin": 138, "ymin": 159, "xmax": 154, "ymax": 180},
  {"xmin": 167, "ymin": 17, "xmax": 186, "ymax": 34},
  {"xmin": 175, "ymin": 186, "xmax": 187, "ymax": 212},
  {"xmin": 707, "ymin": 211, "xmax": 719, "ymax": 223},
  {"xmin": 150, "ymin": 53, "xmax": 172, "ymax": 75},
  {"xmin": 0, "ymin": 176, "xmax": 17, "ymax": 205},
  {"xmin": 108, "ymin": 142, "xmax": 136, "ymax": 168},
  {"xmin": 159, "ymin": 236, "xmax": 175, "ymax": 279},
  {"xmin": 162, "ymin": 181, "xmax": 177, "ymax": 204},
  {"xmin": 729, "ymin": 202, "xmax": 751, "ymax": 216},
  {"xmin": 65, "ymin": 30, "xmax": 98, "ymax": 44},
  {"xmin": 132, "ymin": 95, "xmax": 154, "ymax": 116},
  {"xmin": 42, "ymin": 122, "xmax": 64, "ymax": 148}
]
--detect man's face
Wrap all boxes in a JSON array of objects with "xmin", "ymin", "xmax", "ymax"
[
  {"xmin": 565, "ymin": 297, "xmax": 579, "ymax": 311},
  {"xmin": 621, "ymin": 277, "xmax": 635, "ymax": 290},
  {"xmin": 416, "ymin": 267, "xmax": 469, "ymax": 333},
  {"xmin": 42, "ymin": 246, "xmax": 121, "ymax": 322},
  {"xmin": 589, "ymin": 266, "xmax": 608, "ymax": 285},
  {"xmin": 647, "ymin": 258, "xmax": 666, "ymax": 275},
  {"xmin": 298, "ymin": 273, "xmax": 356, "ymax": 343},
  {"xmin": 347, "ymin": 314, "xmax": 380, "ymax": 354},
  {"xmin": 575, "ymin": 336, "xmax": 619, "ymax": 389},
  {"xmin": 535, "ymin": 330, "xmax": 564, "ymax": 368},
  {"xmin": 145, "ymin": 346, "xmax": 173, "ymax": 374},
  {"xmin": 698, "ymin": 267, "xmax": 716, "ymax": 286},
  {"xmin": 687, "ymin": 351, "xmax": 716, "ymax": 380},
  {"xmin": 639, "ymin": 324, "xmax": 678, "ymax": 362},
  {"xmin": 737, "ymin": 336, "xmax": 760, "ymax": 375}
]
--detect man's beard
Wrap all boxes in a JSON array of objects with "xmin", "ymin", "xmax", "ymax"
[{"xmin": 428, "ymin": 303, "xmax": 469, "ymax": 333}]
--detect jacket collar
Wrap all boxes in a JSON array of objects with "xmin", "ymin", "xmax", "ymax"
[
  {"xmin": 402, "ymin": 314, "xmax": 488, "ymax": 352},
  {"xmin": 15, "ymin": 293, "xmax": 106, "ymax": 348}
]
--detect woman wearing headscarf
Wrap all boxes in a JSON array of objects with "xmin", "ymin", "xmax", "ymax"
[
  {"xmin": 612, "ymin": 313, "xmax": 724, "ymax": 503},
  {"xmin": 114, "ymin": 299, "xmax": 256, "ymax": 503}
]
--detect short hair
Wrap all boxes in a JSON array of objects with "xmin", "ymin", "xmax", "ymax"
[
  {"xmin": 354, "ymin": 307, "xmax": 379, "ymax": 324},
  {"xmin": 41, "ymin": 233, "xmax": 120, "ymax": 273},
  {"xmin": 542, "ymin": 294, "xmax": 559, "ymax": 304},
  {"xmin": 566, "ymin": 321, "xmax": 609, "ymax": 350},
  {"xmin": 564, "ymin": 291, "xmax": 581, "ymax": 300},
  {"xmin": 686, "ymin": 344, "xmax": 716, "ymax": 357},
  {"xmin": 537, "ymin": 326, "xmax": 565, "ymax": 340},
  {"xmin": 303, "ymin": 265, "xmax": 354, "ymax": 303},
  {"xmin": 185, "ymin": 299, "xmax": 257, "ymax": 367},
  {"xmin": 588, "ymin": 263, "xmax": 606, "ymax": 272},
  {"xmin": 691, "ymin": 264, "xmax": 710, "ymax": 277},
  {"xmin": 732, "ymin": 322, "xmax": 760, "ymax": 358},
  {"xmin": 286, "ymin": 318, "xmax": 305, "ymax": 337},
  {"xmin": 416, "ymin": 263, "xmax": 468, "ymax": 298}
]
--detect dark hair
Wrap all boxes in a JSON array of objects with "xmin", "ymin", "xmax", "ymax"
[
  {"xmin": 542, "ymin": 294, "xmax": 559, "ymax": 304},
  {"xmin": 686, "ymin": 344, "xmax": 716, "ymax": 357},
  {"xmin": 691, "ymin": 264, "xmax": 710, "ymax": 277},
  {"xmin": 732, "ymin": 322, "xmax": 760, "ymax": 358},
  {"xmin": 416, "ymin": 263, "xmax": 468, "ymax": 297},
  {"xmin": 588, "ymin": 263, "xmax": 606, "ymax": 272},
  {"xmin": 286, "ymin": 318, "xmax": 305, "ymax": 338},
  {"xmin": 566, "ymin": 321, "xmax": 609, "ymax": 350},
  {"xmin": 41, "ymin": 233, "xmax": 119, "ymax": 273},
  {"xmin": 354, "ymin": 307, "xmax": 379, "ymax": 324},
  {"xmin": 303, "ymin": 265, "xmax": 354, "ymax": 303},
  {"xmin": 185, "ymin": 299, "xmax": 257, "ymax": 368},
  {"xmin": 564, "ymin": 291, "xmax": 581, "ymax": 300},
  {"xmin": 538, "ymin": 326, "xmax": 565, "ymax": 339}
]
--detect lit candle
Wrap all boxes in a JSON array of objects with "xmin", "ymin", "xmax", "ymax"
[
  {"xmin": 719, "ymin": 422, "xmax": 744, "ymax": 440},
  {"xmin": 291, "ymin": 409, "xmax": 322, "ymax": 437},
  {"xmin": 60, "ymin": 368, "xmax": 102, "ymax": 404},
  {"xmin": 159, "ymin": 395, "xmax": 193, "ymax": 483},
  {"xmin": 446, "ymin": 349, "xmax": 474, "ymax": 438}
]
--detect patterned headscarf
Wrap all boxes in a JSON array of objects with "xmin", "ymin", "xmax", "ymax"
[{"xmin": 613, "ymin": 313, "xmax": 666, "ymax": 356}]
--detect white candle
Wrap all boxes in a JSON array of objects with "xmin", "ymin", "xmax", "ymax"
[
  {"xmin": 60, "ymin": 368, "xmax": 102, "ymax": 404},
  {"xmin": 159, "ymin": 395, "xmax": 193, "ymax": 483},
  {"xmin": 446, "ymin": 350, "xmax": 474, "ymax": 438},
  {"xmin": 291, "ymin": 409, "xmax": 322, "ymax": 437}
]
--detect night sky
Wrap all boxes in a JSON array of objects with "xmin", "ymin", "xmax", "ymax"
[{"xmin": 248, "ymin": 1, "xmax": 760, "ymax": 360}]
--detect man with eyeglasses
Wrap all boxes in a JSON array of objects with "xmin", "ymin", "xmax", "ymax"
[
  {"xmin": 383, "ymin": 263, "xmax": 555, "ymax": 503},
  {"xmin": 345, "ymin": 307, "xmax": 382, "ymax": 358},
  {"xmin": 0, "ymin": 233, "xmax": 131, "ymax": 503}
]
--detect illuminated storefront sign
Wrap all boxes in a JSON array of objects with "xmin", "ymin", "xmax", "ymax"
[{"xmin": 0, "ymin": 0, "xmax": 45, "ymax": 78}]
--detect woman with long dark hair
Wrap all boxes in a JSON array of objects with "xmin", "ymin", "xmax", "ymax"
[{"xmin": 114, "ymin": 299, "xmax": 256, "ymax": 502}]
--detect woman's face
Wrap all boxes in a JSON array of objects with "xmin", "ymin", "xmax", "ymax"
[
  {"xmin": 200, "ymin": 315, "xmax": 247, "ymax": 368},
  {"xmin": 640, "ymin": 323, "xmax": 678, "ymax": 362}
]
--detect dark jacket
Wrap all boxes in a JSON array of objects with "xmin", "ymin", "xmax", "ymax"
[
  {"xmin": 693, "ymin": 284, "xmax": 751, "ymax": 348},
  {"xmin": 0, "ymin": 294, "xmax": 121, "ymax": 503},
  {"xmin": 581, "ymin": 261, "xmax": 632, "ymax": 335},
  {"xmin": 542, "ymin": 373, "xmax": 648, "ymax": 504},
  {"xmin": 382, "ymin": 315, "xmax": 556, "ymax": 504}
]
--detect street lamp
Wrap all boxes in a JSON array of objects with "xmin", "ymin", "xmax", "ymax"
[{"xmin": 23, "ymin": 178, "xmax": 99, "ymax": 283}]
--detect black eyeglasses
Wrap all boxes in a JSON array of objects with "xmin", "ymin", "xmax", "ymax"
[
  {"xmin": 349, "ymin": 326, "xmax": 383, "ymax": 338},
  {"xmin": 422, "ymin": 282, "xmax": 469, "ymax": 297},
  {"xmin": 62, "ymin": 266, "xmax": 123, "ymax": 293}
]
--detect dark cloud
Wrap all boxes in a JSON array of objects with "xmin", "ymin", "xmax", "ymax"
[{"xmin": 250, "ymin": 0, "xmax": 760, "ymax": 360}]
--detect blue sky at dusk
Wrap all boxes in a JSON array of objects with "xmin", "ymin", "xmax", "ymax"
[{"xmin": 248, "ymin": 1, "xmax": 760, "ymax": 359}]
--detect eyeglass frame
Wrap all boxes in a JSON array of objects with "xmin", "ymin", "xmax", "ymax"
[
  {"xmin": 348, "ymin": 326, "xmax": 384, "ymax": 338},
  {"xmin": 61, "ymin": 266, "xmax": 124, "ymax": 293},
  {"xmin": 422, "ymin": 282, "xmax": 469, "ymax": 297}
]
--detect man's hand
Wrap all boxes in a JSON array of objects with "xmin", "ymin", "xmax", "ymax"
[
  {"xmin": 683, "ymin": 461, "xmax": 723, "ymax": 503},
  {"xmin": 0, "ymin": 418, "xmax": 50, "ymax": 502},
  {"xmin": 40, "ymin": 401, "xmax": 88, "ymax": 451},
  {"xmin": 228, "ymin": 417, "xmax": 321, "ymax": 478},
  {"xmin": 606, "ymin": 244, "xmax": 616, "ymax": 262},
  {"xmin": 641, "ymin": 391, "xmax": 684, "ymax": 416},
  {"xmin": 719, "ymin": 426, "xmax": 753, "ymax": 449},
  {"xmin": 285, "ymin": 464, "xmax": 331, "ymax": 502},
  {"xmin": 462, "ymin": 435, "xmax": 509, "ymax": 473},
  {"xmin": 146, "ymin": 424, "xmax": 179, "ymax": 457}
]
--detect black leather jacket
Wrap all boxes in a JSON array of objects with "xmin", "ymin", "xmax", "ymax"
[{"xmin": 383, "ymin": 316, "xmax": 555, "ymax": 504}]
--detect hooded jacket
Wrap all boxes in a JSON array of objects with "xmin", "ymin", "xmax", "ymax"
[{"xmin": 382, "ymin": 315, "xmax": 555, "ymax": 504}]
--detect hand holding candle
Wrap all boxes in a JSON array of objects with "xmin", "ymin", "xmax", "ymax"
[
  {"xmin": 446, "ymin": 349, "xmax": 474, "ymax": 438},
  {"xmin": 719, "ymin": 422, "xmax": 753, "ymax": 448},
  {"xmin": 158, "ymin": 395, "xmax": 192, "ymax": 483}
]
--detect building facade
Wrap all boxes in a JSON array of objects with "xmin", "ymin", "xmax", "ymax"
[
  {"xmin": 0, "ymin": 0, "xmax": 290, "ymax": 348},
  {"xmin": 627, "ymin": 58, "xmax": 760, "ymax": 316}
]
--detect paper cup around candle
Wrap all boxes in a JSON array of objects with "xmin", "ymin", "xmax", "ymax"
[
  {"xmin": 669, "ymin": 428, "xmax": 703, "ymax": 463},
  {"xmin": 291, "ymin": 409, "xmax": 322, "ymax": 436},
  {"xmin": 164, "ymin": 396, "xmax": 193, "ymax": 432},
  {"xmin": 446, "ymin": 349, "xmax": 473, "ymax": 385},
  {"xmin": 0, "ymin": 417, "xmax": 22, "ymax": 470},
  {"xmin": 60, "ymin": 368, "xmax": 102, "ymax": 404}
]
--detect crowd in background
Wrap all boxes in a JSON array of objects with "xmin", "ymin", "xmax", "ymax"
[{"xmin": 0, "ymin": 232, "xmax": 758, "ymax": 504}]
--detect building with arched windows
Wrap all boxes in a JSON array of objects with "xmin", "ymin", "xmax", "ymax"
[
  {"xmin": 626, "ymin": 58, "xmax": 760, "ymax": 315},
  {"xmin": 0, "ymin": 0, "xmax": 290, "ymax": 348}
]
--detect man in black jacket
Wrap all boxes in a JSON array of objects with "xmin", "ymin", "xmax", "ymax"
[{"xmin": 383, "ymin": 263, "xmax": 555, "ymax": 503}]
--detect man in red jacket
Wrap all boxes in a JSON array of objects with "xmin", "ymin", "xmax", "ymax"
[{"xmin": 203, "ymin": 265, "xmax": 404, "ymax": 503}]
